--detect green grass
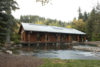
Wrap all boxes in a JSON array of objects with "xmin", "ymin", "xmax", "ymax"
[{"xmin": 40, "ymin": 58, "xmax": 100, "ymax": 67}]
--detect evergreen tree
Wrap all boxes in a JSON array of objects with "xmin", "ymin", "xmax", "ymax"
[
  {"xmin": 78, "ymin": 7, "xmax": 83, "ymax": 19},
  {"xmin": 83, "ymin": 11, "xmax": 88, "ymax": 22},
  {"xmin": 86, "ymin": 2, "xmax": 100, "ymax": 41},
  {"xmin": 0, "ymin": 0, "xmax": 18, "ymax": 44},
  {"xmin": 86, "ymin": 8, "xmax": 96, "ymax": 40}
]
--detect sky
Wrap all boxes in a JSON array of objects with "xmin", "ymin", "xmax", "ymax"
[{"xmin": 12, "ymin": 0, "xmax": 100, "ymax": 22}]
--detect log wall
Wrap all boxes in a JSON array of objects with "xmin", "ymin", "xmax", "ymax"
[{"xmin": 21, "ymin": 31, "xmax": 86, "ymax": 43}]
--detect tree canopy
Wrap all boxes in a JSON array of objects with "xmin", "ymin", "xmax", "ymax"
[
  {"xmin": 72, "ymin": 4, "xmax": 100, "ymax": 41},
  {"xmin": 20, "ymin": 15, "xmax": 67, "ymax": 27},
  {"xmin": 0, "ymin": 0, "xmax": 18, "ymax": 44}
]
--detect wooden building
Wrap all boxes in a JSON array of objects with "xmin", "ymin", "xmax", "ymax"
[{"xmin": 19, "ymin": 23, "xmax": 86, "ymax": 45}]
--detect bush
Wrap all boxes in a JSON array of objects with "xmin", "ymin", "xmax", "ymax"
[
  {"xmin": 92, "ymin": 33, "xmax": 100, "ymax": 41},
  {"xmin": 11, "ymin": 33, "xmax": 20, "ymax": 44}
]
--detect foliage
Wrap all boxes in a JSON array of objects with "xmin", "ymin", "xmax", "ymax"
[
  {"xmin": 78, "ymin": 7, "xmax": 83, "ymax": 19},
  {"xmin": 10, "ymin": 20, "xmax": 21, "ymax": 44},
  {"xmin": 66, "ymin": 25, "xmax": 72, "ymax": 28},
  {"xmin": 35, "ymin": 20, "xmax": 44, "ymax": 24},
  {"xmin": 0, "ymin": 13, "xmax": 9, "ymax": 43},
  {"xmin": 19, "ymin": 3, "xmax": 100, "ymax": 41},
  {"xmin": 72, "ymin": 4, "xmax": 100, "ymax": 41},
  {"xmin": 72, "ymin": 19, "xmax": 86, "ymax": 32},
  {"xmin": 86, "ymin": 4, "xmax": 100, "ymax": 41},
  {"xmin": 86, "ymin": 9, "xmax": 96, "ymax": 40},
  {"xmin": 83, "ymin": 12, "xmax": 88, "ymax": 22},
  {"xmin": 0, "ymin": 0, "xmax": 18, "ymax": 44},
  {"xmin": 20, "ymin": 15, "xmax": 68, "ymax": 27},
  {"xmin": 1, "ymin": 0, "xmax": 100, "ymax": 43}
]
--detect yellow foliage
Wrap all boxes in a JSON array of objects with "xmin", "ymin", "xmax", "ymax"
[
  {"xmin": 49, "ymin": 22, "xmax": 60, "ymax": 27},
  {"xmin": 66, "ymin": 25, "xmax": 72, "ymax": 28},
  {"xmin": 78, "ymin": 19, "xmax": 83, "ymax": 23},
  {"xmin": 35, "ymin": 21, "xmax": 43, "ymax": 24},
  {"xmin": 72, "ymin": 19, "xmax": 86, "ymax": 31},
  {"xmin": 15, "ymin": 22, "xmax": 20, "ymax": 33},
  {"xmin": 74, "ymin": 19, "xmax": 85, "ymax": 25},
  {"xmin": 73, "ymin": 18, "xmax": 77, "ymax": 23}
]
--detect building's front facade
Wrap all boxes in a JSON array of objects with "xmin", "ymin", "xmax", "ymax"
[{"xmin": 19, "ymin": 23, "xmax": 86, "ymax": 44}]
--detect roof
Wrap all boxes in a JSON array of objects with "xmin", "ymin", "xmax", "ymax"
[{"xmin": 21, "ymin": 23, "xmax": 86, "ymax": 35}]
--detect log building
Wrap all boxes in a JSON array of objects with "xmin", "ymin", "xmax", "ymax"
[{"xmin": 19, "ymin": 23, "xmax": 86, "ymax": 46}]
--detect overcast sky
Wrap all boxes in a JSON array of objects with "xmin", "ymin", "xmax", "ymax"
[{"xmin": 12, "ymin": 0, "xmax": 100, "ymax": 22}]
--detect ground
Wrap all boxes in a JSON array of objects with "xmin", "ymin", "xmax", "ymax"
[
  {"xmin": 0, "ymin": 41, "xmax": 100, "ymax": 67},
  {"xmin": 0, "ymin": 52, "xmax": 100, "ymax": 67},
  {"xmin": 84, "ymin": 41, "xmax": 100, "ymax": 47},
  {"xmin": 0, "ymin": 52, "xmax": 43, "ymax": 67}
]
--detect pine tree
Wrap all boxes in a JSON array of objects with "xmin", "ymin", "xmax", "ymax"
[
  {"xmin": 86, "ymin": 8, "xmax": 96, "ymax": 40},
  {"xmin": 0, "ymin": 0, "xmax": 18, "ymax": 44},
  {"xmin": 78, "ymin": 7, "xmax": 83, "ymax": 19},
  {"xmin": 83, "ymin": 12, "xmax": 88, "ymax": 22}
]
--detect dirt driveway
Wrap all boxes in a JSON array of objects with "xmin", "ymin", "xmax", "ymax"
[{"xmin": 0, "ymin": 53, "xmax": 43, "ymax": 67}]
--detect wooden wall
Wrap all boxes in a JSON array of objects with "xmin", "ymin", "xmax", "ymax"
[
  {"xmin": 21, "ymin": 31, "xmax": 86, "ymax": 43},
  {"xmin": 48, "ymin": 33, "xmax": 57, "ymax": 42}
]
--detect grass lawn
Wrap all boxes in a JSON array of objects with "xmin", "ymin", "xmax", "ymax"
[{"xmin": 40, "ymin": 58, "xmax": 100, "ymax": 67}]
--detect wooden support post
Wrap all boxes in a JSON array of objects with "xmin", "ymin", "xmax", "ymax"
[
  {"xmin": 68, "ymin": 35, "xmax": 71, "ymax": 43},
  {"xmin": 28, "ymin": 32, "xmax": 31, "ymax": 47},
  {"xmin": 23, "ymin": 32, "xmax": 25, "ymax": 41},
  {"xmin": 84, "ymin": 36, "xmax": 86, "ymax": 42},
  {"xmin": 44, "ymin": 33, "xmax": 48, "ymax": 50},
  {"xmin": 57, "ymin": 34, "xmax": 60, "ymax": 49},
  {"xmin": 21, "ymin": 29, "xmax": 24, "ymax": 41},
  {"xmin": 58, "ymin": 34, "xmax": 60, "ymax": 42},
  {"xmin": 45, "ymin": 33, "xmax": 47, "ymax": 42},
  {"xmin": 56, "ymin": 34, "xmax": 58, "ymax": 48},
  {"xmin": 77, "ymin": 35, "xmax": 80, "ymax": 42},
  {"xmin": 37, "ymin": 33, "xmax": 41, "ymax": 42},
  {"xmin": 27, "ymin": 32, "xmax": 31, "ymax": 50},
  {"xmin": 66, "ymin": 35, "xmax": 71, "ymax": 49}
]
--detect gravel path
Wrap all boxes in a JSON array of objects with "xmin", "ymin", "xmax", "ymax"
[
  {"xmin": 84, "ymin": 41, "xmax": 100, "ymax": 46},
  {"xmin": 0, "ymin": 53, "xmax": 43, "ymax": 67},
  {"xmin": 73, "ymin": 46, "xmax": 100, "ymax": 52}
]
